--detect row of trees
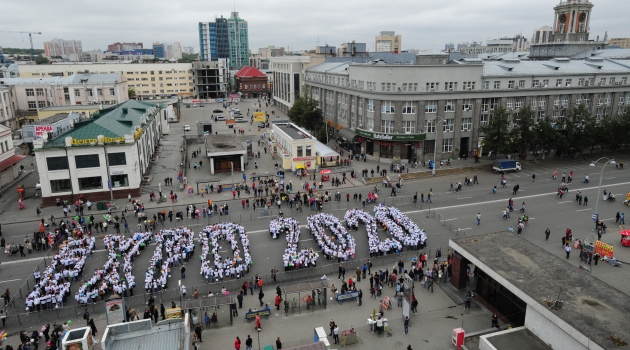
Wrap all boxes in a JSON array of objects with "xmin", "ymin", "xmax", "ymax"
[
  {"xmin": 480, "ymin": 105, "xmax": 630, "ymax": 158},
  {"xmin": 288, "ymin": 92, "xmax": 328, "ymax": 143}
]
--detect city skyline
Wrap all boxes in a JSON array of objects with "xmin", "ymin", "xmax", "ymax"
[{"xmin": 0, "ymin": 0, "xmax": 628, "ymax": 54}]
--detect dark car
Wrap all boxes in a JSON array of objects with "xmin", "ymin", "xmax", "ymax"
[{"xmin": 213, "ymin": 109, "xmax": 223, "ymax": 113}]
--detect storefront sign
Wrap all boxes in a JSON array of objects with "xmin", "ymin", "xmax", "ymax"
[
  {"xmin": 594, "ymin": 240, "xmax": 614, "ymax": 258},
  {"xmin": 35, "ymin": 125, "xmax": 53, "ymax": 137},
  {"xmin": 292, "ymin": 156, "xmax": 316, "ymax": 161},
  {"xmin": 134, "ymin": 128, "xmax": 143, "ymax": 139},
  {"xmin": 71, "ymin": 137, "xmax": 125, "ymax": 145},
  {"xmin": 254, "ymin": 112, "xmax": 267, "ymax": 122},
  {"xmin": 355, "ymin": 129, "xmax": 426, "ymax": 141}
]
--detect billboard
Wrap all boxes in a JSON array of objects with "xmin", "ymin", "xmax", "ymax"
[
  {"xmin": 35, "ymin": 125, "xmax": 53, "ymax": 139},
  {"xmin": 104, "ymin": 298, "xmax": 126, "ymax": 324},
  {"xmin": 254, "ymin": 112, "xmax": 266, "ymax": 122}
]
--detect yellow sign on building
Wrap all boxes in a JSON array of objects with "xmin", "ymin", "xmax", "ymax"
[{"xmin": 253, "ymin": 112, "xmax": 267, "ymax": 123}]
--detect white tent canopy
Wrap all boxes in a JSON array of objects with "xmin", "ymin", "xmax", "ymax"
[{"xmin": 315, "ymin": 141, "xmax": 340, "ymax": 158}]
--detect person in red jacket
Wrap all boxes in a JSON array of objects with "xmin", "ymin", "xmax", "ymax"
[
  {"xmin": 234, "ymin": 336, "xmax": 241, "ymax": 349},
  {"xmin": 275, "ymin": 294, "xmax": 281, "ymax": 311}
]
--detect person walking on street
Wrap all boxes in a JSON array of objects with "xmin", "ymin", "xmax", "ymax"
[
  {"xmin": 477, "ymin": 213, "xmax": 481, "ymax": 225},
  {"xmin": 492, "ymin": 313, "xmax": 500, "ymax": 329},
  {"xmin": 89, "ymin": 318, "xmax": 97, "ymax": 337},
  {"xmin": 234, "ymin": 336, "xmax": 241, "ymax": 350},
  {"xmin": 532, "ymin": 174, "xmax": 536, "ymax": 182},
  {"xmin": 245, "ymin": 335, "xmax": 253, "ymax": 350},
  {"xmin": 358, "ymin": 289, "xmax": 363, "ymax": 306},
  {"xmin": 333, "ymin": 325, "xmax": 340, "ymax": 344},
  {"xmin": 276, "ymin": 337, "xmax": 283, "ymax": 349},
  {"xmin": 329, "ymin": 319, "xmax": 336, "ymax": 336},
  {"xmin": 565, "ymin": 243, "xmax": 572, "ymax": 259},
  {"xmin": 621, "ymin": 213, "xmax": 626, "ymax": 225},
  {"xmin": 404, "ymin": 316, "xmax": 409, "ymax": 334},
  {"xmin": 427, "ymin": 190, "xmax": 432, "ymax": 203},
  {"xmin": 195, "ymin": 324, "xmax": 203, "ymax": 342},
  {"xmin": 258, "ymin": 289, "xmax": 264, "ymax": 306},
  {"xmin": 465, "ymin": 291, "xmax": 472, "ymax": 311},
  {"xmin": 545, "ymin": 228, "xmax": 551, "ymax": 240}
]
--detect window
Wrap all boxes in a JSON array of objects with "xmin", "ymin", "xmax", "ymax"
[
  {"xmin": 508, "ymin": 81, "xmax": 515, "ymax": 89},
  {"xmin": 38, "ymin": 101, "xmax": 46, "ymax": 109},
  {"xmin": 543, "ymin": 79, "xmax": 549, "ymax": 87},
  {"xmin": 358, "ymin": 99, "xmax": 363, "ymax": 110},
  {"xmin": 494, "ymin": 81, "xmax": 501, "ymax": 89},
  {"xmin": 461, "ymin": 118, "xmax": 472, "ymax": 131},
  {"xmin": 26, "ymin": 89, "xmax": 34, "ymax": 96},
  {"xmin": 381, "ymin": 101, "xmax": 395, "ymax": 114},
  {"xmin": 442, "ymin": 138, "xmax": 453, "ymax": 153},
  {"xmin": 532, "ymin": 80, "xmax": 540, "ymax": 88},
  {"xmin": 402, "ymin": 102, "xmax": 416, "ymax": 114},
  {"xmin": 75, "ymin": 154, "xmax": 100, "ymax": 168},
  {"xmin": 367, "ymin": 99, "xmax": 374, "ymax": 112},
  {"xmin": 381, "ymin": 120, "xmax": 394, "ymax": 133},
  {"xmin": 588, "ymin": 78, "xmax": 595, "ymax": 86},
  {"xmin": 28, "ymin": 101, "xmax": 37, "ymax": 109},
  {"xmin": 444, "ymin": 100, "xmax": 455, "ymax": 112},
  {"xmin": 462, "ymin": 99, "xmax": 473, "ymax": 111},
  {"xmin": 402, "ymin": 121, "xmax": 415, "ymax": 134},
  {"xmin": 463, "ymin": 81, "xmax": 475, "ymax": 90},
  {"xmin": 565, "ymin": 79, "xmax": 572, "ymax": 87},
  {"xmin": 443, "ymin": 118, "xmax": 454, "ymax": 132},
  {"xmin": 556, "ymin": 79, "xmax": 563, "ymax": 87},
  {"xmin": 111, "ymin": 174, "xmax": 129, "ymax": 188},
  {"xmin": 50, "ymin": 179, "xmax": 72, "ymax": 193},
  {"xmin": 426, "ymin": 82, "xmax": 439, "ymax": 91},
  {"xmin": 518, "ymin": 80, "xmax": 525, "ymax": 88},
  {"xmin": 110, "ymin": 88, "xmax": 115, "ymax": 95},
  {"xmin": 107, "ymin": 152, "xmax": 127, "ymax": 166},
  {"xmin": 78, "ymin": 176, "xmax": 103, "ymax": 191},
  {"xmin": 75, "ymin": 90, "xmax": 80, "ymax": 97},
  {"xmin": 444, "ymin": 82, "xmax": 457, "ymax": 91},
  {"xmin": 610, "ymin": 77, "xmax": 616, "ymax": 85},
  {"xmin": 480, "ymin": 115, "xmax": 489, "ymax": 126},
  {"xmin": 425, "ymin": 119, "xmax": 436, "ymax": 133},
  {"xmin": 425, "ymin": 100, "xmax": 437, "ymax": 113},
  {"xmin": 600, "ymin": 78, "xmax": 606, "ymax": 85},
  {"xmin": 482, "ymin": 81, "xmax": 489, "ymax": 90},
  {"xmin": 306, "ymin": 145, "xmax": 312, "ymax": 156},
  {"xmin": 296, "ymin": 146, "xmax": 303, "ymax": 157},
  {"xmin": 97, "ymin": 89, "xmax": 103, "ymax": 96},
  {"xmin": 622, "ymin": 77, "xmax": 628, "ymax": 85},
  {"xmin": 46, "ymin": 157, "xmax": 69, "ymax": 171},
  {"xmin": 367, "ymin": 117, "xmax": 374, "ymax": 131},
  {"xmin": 578, "ymin": 78, "xmax": 585, "ymax": 86},
  {"xmin": 36, "ymin": 89, "xmax": 44, "ymax": 96}
]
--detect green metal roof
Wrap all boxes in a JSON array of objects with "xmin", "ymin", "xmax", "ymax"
[{"xmin": 44, "ymin": 100, "xmax": 160, "ymax": 148}]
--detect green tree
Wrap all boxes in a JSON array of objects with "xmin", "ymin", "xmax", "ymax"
[
  {"xmin": 561, "ymin": 104, "xmax": 593, "ymax": 157},
  {"xmin": 479, "ymin": 106, "xmax": 512, "ymax": 156},
  {"xmin": 511, "ymin": 106, "xmax": 536, "ymax": 156},
  {"xmin": 128, "ymin": 88, "xmax": 136, "ymax": 99},
  {"xmin": 532, "ymin": 116, "xmax": 559, "ymax": 157},
  {"xmin": 289, "ymin": 89, "xmax": 326, "ymax": 143},
  {"xmin": 34, "ymin": 55, "xmax": 49, "ymax": 64},
  {"xmin": 1, "ymin": 48, "xmax": 44, "ymax": 55},
  {"xmin": 177, "ymin": 53, "xmax": 199, "ymax": 63}
]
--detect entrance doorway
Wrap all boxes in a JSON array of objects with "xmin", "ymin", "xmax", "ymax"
[
  {"xmin": 460, "ymin": 137, "xmax": 470, "ymax": 158},
  {"xmin": 400, "ymin": 144, "xmax": 414, "ymax": 162}
]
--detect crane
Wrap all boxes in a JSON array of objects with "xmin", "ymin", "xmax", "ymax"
[{"xmin": 0, "ymin": 31, "xmax": 43, "ymax": 61}]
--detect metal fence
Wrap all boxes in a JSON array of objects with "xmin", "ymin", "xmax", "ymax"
[{"xmin": 425, "ymin": 208, "xmax": 466, "ymax": 235}]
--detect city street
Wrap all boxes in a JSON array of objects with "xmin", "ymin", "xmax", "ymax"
[{"xmin": 0, "ymin": 97, "xmax": 629, "ymax": 349}]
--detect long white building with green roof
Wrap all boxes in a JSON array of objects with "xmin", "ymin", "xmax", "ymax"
[{"xmin": 33, "ymin": 99, "xmax": 173, "ymax": 205}]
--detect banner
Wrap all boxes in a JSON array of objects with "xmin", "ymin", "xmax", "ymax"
[
  {"xmin": 105, "ymin": 298, "xmax": 126, "ymax": 325},
  {"xmin": 594, "ymin": 240, "xmax": 614, "ymax": 258},
  {"xmin": 254, "ymin": 112, "xmax": 266, "ymax": 122}
]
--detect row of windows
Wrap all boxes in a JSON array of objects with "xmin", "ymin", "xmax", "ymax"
[
  {"xmin": 46, "ymin": 153, "xmax": 126, "ymax": 171},
  {"xmin": 483, "ymin": 77, "xmax": 629, "ymax": 90},
  {"xmin": 49, "ymin": 174, "xmax": 129, "ymax": 193}
]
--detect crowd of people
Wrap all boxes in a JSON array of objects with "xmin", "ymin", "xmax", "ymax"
[
  {"xmin": 269, "ymin": 217, "xmax": 319, "ymax": 270},
  {"xmin": 199, "ymin": 223, "xmax": 252, "ymax": 283},
  {"xmin": 374, "ymin": 205, "xmax": 427, "ymax": 250},
  {"xmin": 307, "ymin": 213, "xmax": 356, "ymax": 262},
  {"xmin": 25, "ymin": 236, "xmax": 96, "ymax": 311},
  {"xmin": 344, "ymin": 208, "xmax": 402, "ymax": 256},
  {"xmin": 145, "ymin": 228, "xmax": 195, "ymax": 292}
]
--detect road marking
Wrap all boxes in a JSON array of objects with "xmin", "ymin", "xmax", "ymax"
[
  {"xmin": 605, "ymin": 177, "xmax": 616, "ymax": 180},
  {"xmin": 558, "ymin": 201, "xmax": 572, "ymax": 204},
  {"xmin": 457, "ymin": 197, "xmax": 471, "ymax": 200},
  {"xmin": 576, "ymin": 208, "xmax": 591, "ymax": 212},
  {"xmin": 401, "ymin": 180, "xmax": 630, "ymax": 215},
  {"xmin": 443, "ymin": 218, "xmax": 458, "ymax": 221},
  {"xmin": 0, "ymin": 278, "xmax": 22, "ymax": 283},
  {"xmin": 459, "ymin": 228, "xmax": 472, "ymax": 231}
]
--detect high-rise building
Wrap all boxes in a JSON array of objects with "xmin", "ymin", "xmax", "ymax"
[
  {"xmin": 375, "ymin": 31, "xmax": 402, "ymax": 53},
  {"xmin": 153, "ymin": 42, "xmax": 182, "ymax": 60},
  {"xmin": 182, "ymin": 46, "xmax": 196, "ymax": 55},
  {"xmin": 43, "ymin": 39, "xmax": 82, "ymax": 57},
  {"xmin": 227, "ymin": 12, "xmax": 249, "ymax": 70},
  {"xmin": 107, "ymin": 42, "xmax": 143, "ymax": 52},
  {"xmin": 199, "ymin": 17, "xmax": 229, "ymax": 62},
  {"xmin": 531, "ymin": 26, "xmax": 554, "ymax": 45}
]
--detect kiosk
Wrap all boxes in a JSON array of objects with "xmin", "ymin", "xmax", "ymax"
[{"xmin": 62, "ymin": 327, "xmax": 95, "ymax": 350}]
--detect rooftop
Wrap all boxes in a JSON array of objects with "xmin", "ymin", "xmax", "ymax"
[
  {"xmin": 32, "ymin": 113, "xmax": 73, "ymax": 125},
  {"xmin": 483, "ymin": 328, "xmax": 551, "ymax": 350},
  {"xmin": 39, "ymin": 105, "xmax": 102, "ymax": 111},
  {"xmin": 0, "ymin": 72, "xmax": 122, "ymax": 85},
  {"xmin": 450, "ymin": 232, "xmax": 630, "ymax": 350},
  {"xmin": 205, "ymin": 134, "xmax": 246, "ymax": 154},
  {"xmin": 276, "ymin": 124, "xmax": 313, "ymax": 141},
  {"xmin": 481, "ymin": 57, "xmax": 630, "ymax": 77},
  {"xmin": 103, "ymin": 319, "xmax": 186, "ymax": 350},
  {"xmin": 234, "ymin": 66, "xmax": 266, "ymax": 78},
  {"xmin": 43, "ymin": 99, "xmax": 159, "ymax": 148}
]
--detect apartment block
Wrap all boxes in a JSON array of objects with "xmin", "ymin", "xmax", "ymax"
[{"xmin": 44, "ymin": 39, "xmax": 82, "ymax": 57}]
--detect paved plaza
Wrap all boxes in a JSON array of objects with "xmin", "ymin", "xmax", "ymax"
[{"xmin": 0, "ymin": 97, "xmax": 629, "ymax": 349}]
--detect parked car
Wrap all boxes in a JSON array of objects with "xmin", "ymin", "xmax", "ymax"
[
  {"xmin": 258, "ymin": 122, "xmax": 266, "ymax": 128},
  {"xmin": 184, "ymin": 125, "xmax": 191, "ymax": 131},
  {"xmin": 213, "ymin": 109, "xmax": 223, "ymax": 113},
  {"xmin": 216, "ymin": 115, "xmax": 227, "ymax": 121},
  {"xmin": 200, "ymin": 103, "xmax": 205, "ymax": 107},
  {"xmin": 186, "ymin": 104, "xmax": 191, "ymax": 108}
]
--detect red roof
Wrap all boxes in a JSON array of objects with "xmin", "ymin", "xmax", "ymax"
[
  {"xmin": 0, "ymin": 155, "xmax": 26, "ymax": 172},
  {"xmin": 234, "ymin": 66, "xmax": 266, "ymax": 78}
]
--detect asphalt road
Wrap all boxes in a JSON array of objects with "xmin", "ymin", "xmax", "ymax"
[{"xmin": 2, "ymin": 98, "xmax": 630, "ymax": 317}]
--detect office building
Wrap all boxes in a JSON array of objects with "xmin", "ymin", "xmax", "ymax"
[
  {"xmin": 107, "ymin": 42, "xmax": 143, "ymax": 52},
  {"xmin": 270, "ymin": 56, "xmax": 321, "ymax": 113},
  {"xmin": 250, "ymin": 47, "xmax": 285, "ymax": 69},
  {"xmin": 153, "ymin": 42, "xmax": 182, "ymax": 60},
  {"xmin": 375, "ymin": 31, "xmax": 402, "ymax": 53},
  {"xmin": 199, "ymin": 17, "xmax": 229, "ymax": 62},
  {"xmin": 529, "ymin": 0, "xmax": 608, "ymax": 59},
  {"xmin": 192, "ymin": 59, "xmax": 229, "ymax": 99},
  {"xmin": 609, "ymin": 38, "xmax": 630, "ymax": 49},
  {"xmin": 33, "ymin": 99, "xmax": 173, "ymax": 205},
  {"xmin": 458, "ymin": 40, "xmax": 514, "ymax": 56},
  {"xmin": 531, "ymin": 26, "xmax": 554, "ymax": 45},
  {"xmin": 338, "ymin": 42, "xmax": 368, "ymax": 57},
  {"xmin": 182, "ymin": 46, "xmax": 196, "ymax": 55},
  {"xmin": 0, "ymin": 123, "xmax": 25, "ymax": 182},
  {"xmin": 227, "ymin": 12, "xmax": 249, "ymax": 70},
  {"xmin": 44, "ymin": 39, "xmax": 83, "ymax": 57},
  {"xmin": 16, "ymin": 63, "xmax": 194, "ymax": 100},
  {"xmin": 304, "ymin": 57, "xmax": 630, "ymax": 163}
]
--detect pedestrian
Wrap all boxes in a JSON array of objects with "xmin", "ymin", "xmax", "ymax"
[
  {"xmin": 258, "ymin": 289, "xmax": 264, "ymax": 306},
  {"xmin": 565, "ymin": 243, "xmax": 571, "ymax": 259},
  {"xmin": 492, "ymin": 313, "xmax": 500, "ymax": 328},
  {"xmin": 195, "ymin": 324, "xmax": 203, "ymax": 342},
  {"xmin": 358, "ymin": 289, "xmax": 363, "ymax": 306},
  {"xmin": 621, "ymin": 213, "xmax": 626, "ymax": 225},
  {"xmin": 89, "ymin": 318, "xmax": 97, "ymax": 337},
  {"xmin": 465, "ymin": 291, "xmax": 472, "ymax": 310},
  {"xmin": 83, "ymin": 308, "xmax": 90, "ymax": 326},
  {"xmin": 584, "ymin": 196, "xmax": 588, "ymax": 206},
  {"xmin": 616, "ymin": 212, "xmax": 620, "ymax": 223},
  {"xmin": 333, "ymin": 325, "xmax": 340, "ymax": 344},
  {"xmin": 329, "ymin": 319, "xmax": 336, "ymax": 336},
  {"xmin": 532, "ymin": 174, "xmax": 536, "ymax": 182},
  {"xmin": 245, "ymin": 335, "xmax": 253, "ymax": 350},
  {"xmin": 427, "ymin": 190, "xmax": 432, "ymax": 203},
  {"xmin": 276, "ymin": 337, "xmax": 283, "ymax": 349},
  {"xmin": 476, "ymin": 213, "xmax": 481, "ymax": 225},
  {"xmin": 237, "ymin": 291, "xmax": 243, "ymax": 309},
  {"xmin": 234, "ymin": 336, "xmax": 241, "ymax": 350},
  {"xmin": 545, "ymin": 228, "xmax": 551, "ymax": 240},
  {"xmin": 404, "ymin": 316, "xmax": 409, "ymax": 334},
  {"xmin": 181, "ymin": 265, "xmax": 186, "ymax": 279}
]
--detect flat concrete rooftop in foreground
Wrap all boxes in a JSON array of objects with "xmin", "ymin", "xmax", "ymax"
[
  {"xmin": 451, "ymin": 232, "xmax": 630, "ymax": 350},
  {"xmin": 484, "ymin": 328, "xmax": 551, "ymax": 350},
  {"xmin": 205, "ymin": 134, "xmax": 246, "ymax": 154}
]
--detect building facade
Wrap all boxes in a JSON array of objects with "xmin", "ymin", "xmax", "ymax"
[
  {"xmin": 33, "ymin": 99, "xmax": 172, "ymax": 205},
  {"xmin": 304, "ymin": 58, "xmax": 630, "ymax": 163},
  {"xmin": 531, "ymin": 26, "xmax": 554, "ymax": 45},
  {"xmin": 0, "ymin": 123, "xmax": 25, "ymax": 186},
  {"xmin": 0, "ymin": 86, "xmax": 16, "ymax": 129},
  {"xmin": 192, "ymin": 60, "xmax": 229, "ymax": 99},
  {"xmin": 107, "ymin": 42, "xmax": 143, "ymax": 52},
  {"xmin": 234, "ymin": 66, "xmax": 268, "ymax": 98},
  {"xmin": 199, "ymin": 17, "xmax": 229, "ymax": 62},
  {"xmin": 609, "ymin": 38, "xmax": 630, "ymax": 49},
  {"xmin": 1, "ymin": 73, "xmax": 128, "ymax": 116},
  {"xmin": 227, "ymin": 12, "xmax": 249, "ymax": 70},
  {"xmin": 153, "ymin": 42, "xmax": 182, "ymax": 60},
  {"xmin": 16, "ymin": 63, "xmax": 194, "ymax": 100},
  {"xmin": 44, "ymin": 39, "xmax": 83, "ymax": 57},
  {"xmin": 375, "ymin": 31, "xmax": 402, "ymax": 53},
  {"xmin": 270, "ymin": 56, "xmax": 313, "ymax": 113}
]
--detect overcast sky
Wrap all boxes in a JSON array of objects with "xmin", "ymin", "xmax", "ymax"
[{"xmin": 1, "ymin": 0, "xmax": 627, "ymax": 53}]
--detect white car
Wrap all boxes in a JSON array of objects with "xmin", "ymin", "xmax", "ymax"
[
  {"xmin": 216, "ymin": 115, "xmax": 227, "ymax": 121},
  {"xmin": 184, "ymin": 125, "xmax": 191, "ymax": 131}
]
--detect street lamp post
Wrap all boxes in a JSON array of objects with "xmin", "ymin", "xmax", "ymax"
[{"xmin": 588, "ymin": 157, "xmax": 616, "ymax": 244}]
